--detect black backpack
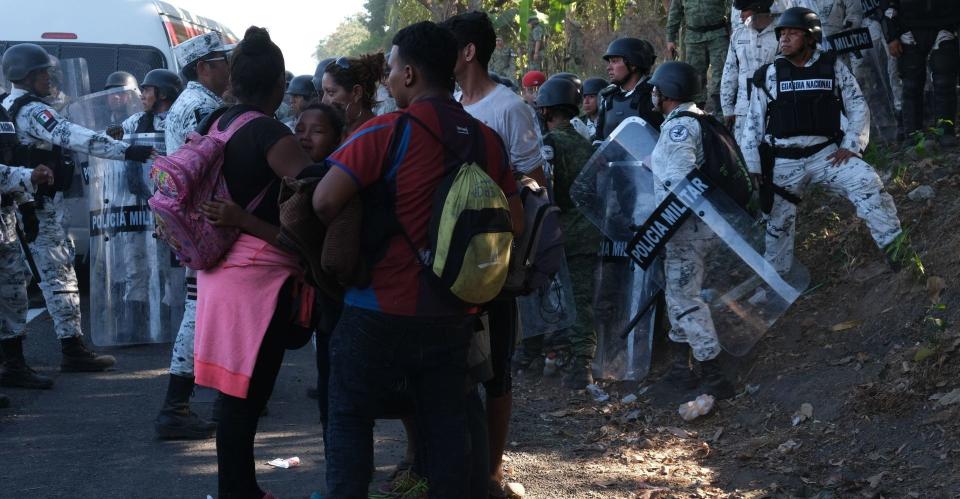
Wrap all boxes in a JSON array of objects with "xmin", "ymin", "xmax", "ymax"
[{"xmin": 675, "ymin": 111, "xmax": 754, "ymax": 212}]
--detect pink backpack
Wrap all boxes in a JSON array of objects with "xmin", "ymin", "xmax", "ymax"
[{"xmin": 148, "ymin": 110, "xmax": 267, "ymax": 270}]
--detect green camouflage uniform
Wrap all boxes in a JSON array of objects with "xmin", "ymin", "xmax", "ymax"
[
  {"xmin": 520, "ymin": 122, "xmax": 599, "ymax": 364},
  {"xmin": 527, "ymin": 23, "xmax": 546, "ymax": 71},
  {"xmin": 667, "ymin": 0, "xmax": 731, "ymax": 113},
  {"xmin": 491, "ymin": 45, "xmax": 518, "ymax": 81}
]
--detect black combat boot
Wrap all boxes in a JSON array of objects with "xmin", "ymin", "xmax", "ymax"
[
  {"xmin": 562, "ymin": 356, "xmax": 594, "ymax": 389},
  {"xmin": 661, "ymin": 342, "xmax": 699, "ymax": 390},
  {"xmin": 0, "ymin": 337, "xmax": 54, "ymax": 389},
  {"xmin": 155, "ymin": 374, "xmax": 216, "ymax": 440},
  {"xmin": 61, "ymin": 336, "xmax": 116, "ymax": 372},
  {"xmin": 699, "ymin": 359, "xmax": 736, "ymax": 400}
]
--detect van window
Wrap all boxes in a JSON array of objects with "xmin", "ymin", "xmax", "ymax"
[{"xmin": 0, "ymin": 42, "xmax": 167, "ymax": 95}]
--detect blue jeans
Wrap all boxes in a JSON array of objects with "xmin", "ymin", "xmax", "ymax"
[{"xmin": 325, "ymin": 306, "xmax": 473, "ymax": 498}]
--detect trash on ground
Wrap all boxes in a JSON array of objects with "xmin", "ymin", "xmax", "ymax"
[
  {"xmin": 678, "ymin": 394, "xmax": 715, "ymax": 421},
  {"xmin": 266, "ymin": 456, "xmax": 301, "ymax": 469}
]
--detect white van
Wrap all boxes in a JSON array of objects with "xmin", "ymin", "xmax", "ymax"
[{"xmin": 0, "ymin": 0, "xmax": 237, "ymax": 263}]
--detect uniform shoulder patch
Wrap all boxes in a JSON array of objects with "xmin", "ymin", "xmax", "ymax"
[
  {"xmin": 669, "ymin": 125, "xmax": 689, "ymax": 142},
  {"xmin": 32, "ymin": 108, "xmax": 59, "ymax": 132}
]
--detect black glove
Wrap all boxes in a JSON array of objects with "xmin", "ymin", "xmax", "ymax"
[
  {"xmin": 124, "ymin": 145, "xmax": 154, "ymax": 163},
  {"xmin": 125, "ymin": 162, "xmax": 152, "ymax": 199},
  {"xmin": 19, "ymin": 202, "xmax": 39, "ymax": 243}
]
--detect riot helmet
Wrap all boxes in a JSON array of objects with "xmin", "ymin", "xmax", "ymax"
[
  {"xmin": 550, "ymin": 72, "xmax": 583, "ymax": 106},
  {"xmin": 648, "ymin": 61, "xmax": 700, "ymax": 102},
  {"xmin": 775, "ymin": 7, "xmax": 822, "ymax": 43},
  {"xmin": 141, "ymin": 69, "xmax": 183, "ymax": 101},
  {"xmin": 286, "ymin": 75, "xmax": 317, "ymax": 98},
  {"xmin": 582, "ymin": 77, "xmax": 608, "ymax": 96},
  {"xmin": 535, "ymin": 77, "xmax": 580, "ymax": 116},
  {"xmin": 284, "ymin": 70, "xmax": 294, "ymax": 88},
  {"xmin": 2, "ymin": 43, "xmax": 54, "ymax": 82},
  {"xmin": 313, "ymin": 57, "xmax": 337, "ymax": 92},
  {"xmin": 603, "ymin": 37, "xmax": 656, "ymax": 73},
  {"xmin": 104, "ymin": 71, "xmax": 137, "ymax": 90},
  {"xmin": 551, "ymin": 72, "xmax": 582, "ymax": 92},
  {"xmin": 733, "ymin": 0, "xmax": 774, "ymax": 12}
]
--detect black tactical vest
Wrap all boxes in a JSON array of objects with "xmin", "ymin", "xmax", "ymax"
[
  {"xmin": 761, "ymin": 52, "xmax": 843, "ymax": 140},
  {"xmin": 597, "ymin": 80, "xmax": 664, "ymax": 140}
]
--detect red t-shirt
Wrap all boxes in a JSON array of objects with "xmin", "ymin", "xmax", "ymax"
[{"xmin": 328, "ymin": 97, "xmax": 517, "ymax": 317}]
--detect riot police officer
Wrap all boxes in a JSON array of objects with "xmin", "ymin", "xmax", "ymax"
[
  {"xmin": 283, "ymin": 75, "xmax": 318, "ymax": 129},
  {"xmin": 156, "ymin": 31, "xmax": 230, "ymax": 440},
  {"xmin": 594, "ymin": 37, "xmax": 664, "ymax": 141},
  {"xmin": 881, "ymin": 0, "xmax": 960, "ymax": 145},
  {"xmin": 721, "ymin": 0, "xmax": 780, "ymax": 146},
  {"xmin": 580, "ymin": 77, "xmax": 607, "ymax": 140},
  {"xmin": 121, "ymin": 69, "xmax": 182, "ymax": 135},
  {"xmin": 743, "ymin": 8, "xmax": 904, "ymax": 274},
  {"xmin": 648, "ymin": 61, "xmax": 735, "ymax": 399},
  {"xmin": 517, "ymin": 76, "xmax": 598, "ymax": 388},
  {"xmin": 550, "ymin": 72, "xmax": 590, "ymax": 138},
  {"xmin": 0, "ymin": 43, "xmax": 153, "ymax": 389},
  {"xmin": 104, "ymin": 71, "xmax": 140, "ymax": 138}
]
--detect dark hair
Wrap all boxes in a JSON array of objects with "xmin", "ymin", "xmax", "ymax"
[
  {"xmin": 441, "ymin": 11, "xmax": 496, "ymax": 71},
  {"xmin": 180, "ymin": 60, "xmax": 198, "ymax": 82},
  {"xmin": 300, "ymin": 102, "xmax": 345, "ymax": 143},
  {"xmin": 391, "ymin": 21, "xmax": 457, "ymax": 92},
  {"xmin": 230, "ymin": 26, "xmax": 285, "ymax": 102},
  {"xmin": 323, "ymin": 52, "xmax": 385, "ymax": 111}
]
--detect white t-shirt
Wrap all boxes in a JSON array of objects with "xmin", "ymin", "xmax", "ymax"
[{"xmin": 459, "ymin": 83, "xmax": 544, "ymax": 175}]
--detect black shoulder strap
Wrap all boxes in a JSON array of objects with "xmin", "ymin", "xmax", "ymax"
[
  {"xmin": 195, "ymin": 106, "xmax": 229, "ymax": 135},
  {"xmin": 8, "ymin": 93, "xmax": 45, "ymax": 123},
  {"xmin": 752, "ymin": 63, "xmax": 774, "ymax": 101}
]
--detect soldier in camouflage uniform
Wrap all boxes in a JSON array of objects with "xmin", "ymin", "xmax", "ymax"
[
  {"xmin": 667, "ymin": 0, "xmax": 733, "ymax": 115},
  {"xmin": 517, "ymin": 77, "xmax": 599, "ymax": 388},
  {"xmin": 565, "ymin": 19, "xmax": 585, "ymax": 70},
  {"xmin": 527, "ymin": 16, "xmax": 546, "ymax": 72},
  {"xmin": 721, "ymin": 0, "xmax": 780, "ymax": 146},
  {"xmin": 648, "ymin": 61, "xmax": 736, "ymax": 399},
  {"xmin": 490, "ymin": 36, "xmax": 518, "ymax": 82},
  {"xmin": 154, "ymin": 31, "xmax": 229, "ymax": 441},
  {"xmin": 0, "ymin": 43, "xmax": 153, "ymax": 389},
  {"xmin": 743, "ymin": 8, "xmax": 903, "ymax": 273},
  {"xmin": 0, "ymin": 163, "xmax": 53, "ymax": 398}
]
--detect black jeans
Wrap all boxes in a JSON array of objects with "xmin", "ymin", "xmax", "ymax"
[
  {"xmin": 216, "ymin": 291, "xmax": 292, "ymax": 499},
  {"xmin": 325, "ymin": 306, "xmax": 473, "ymax": 498}
]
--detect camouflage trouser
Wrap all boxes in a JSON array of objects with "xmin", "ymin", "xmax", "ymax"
[
  {"xmin": 14, "ymin": 196, "xmax": 83, "ymax": 339},
  {"xmin": 683, "ymin": 34, "xmax": 729, "ymax": 113},
  {"xmin": 665, "ymin": 224, "xmax": 721, "ymax": 362},
  {"xmin": 117, "ymin": 229, "xmax": 150, "ymax": 303},
  {"xmin": 764, "ymin": 144, "xmax": 902, "ymax": 274},
  {"xmin": 0, "ymin": 209, "xmax": 30, "ymax": 340},
  {"xmin": 527, "ymin": 54, "xmax": 544, "ymax": 72},
  {"xmin": 168, "ymin": 270, "xmax": 196, "ymax": 377}
]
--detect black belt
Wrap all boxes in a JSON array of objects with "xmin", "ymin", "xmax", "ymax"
[
  {"xmin": 773, "ymin": 140, "xmax": 835, "ymax": 159},
  {"xmin": 688, "ymin": 22, "xmax": 728, "ymax": 33}
]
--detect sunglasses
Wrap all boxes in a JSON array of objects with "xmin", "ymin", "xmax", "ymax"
[{"xmin": 334, "ymin": 56, "xmax": 351, "ymax": 70}]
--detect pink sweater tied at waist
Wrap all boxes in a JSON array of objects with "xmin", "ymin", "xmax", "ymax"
[{"xmin": 194, "ymin": 233, "xmax": 312, "ymax": 398}]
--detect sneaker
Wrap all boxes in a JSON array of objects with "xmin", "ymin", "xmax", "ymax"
[{"xmin": 61, "ymin": 336, "xmax": 116, "ymax": 372}]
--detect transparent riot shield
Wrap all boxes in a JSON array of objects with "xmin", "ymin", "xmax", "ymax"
[
  {"xmin": 838, "ymin": 24, "xmax": 899, "ymax": 144},
  {"xmin": 52, "ymin": 58, "xmax": 92, "ymax": 112},
  {"xmin": 645, "ymin": 169, "xmax": 810, "ymax": 356},
  {"xmin": 65, "ymin": 87, "xmax": 142, "ymax": 132},
  {"xmin": 87, "ymin": 132, "xmax": 184, "ymax": 346},
  {"xmin": 518, "ymin": 255, "xmax": 577, "ymax": 338},
  {"xmin": 571, "ymin": 118, "xmax": 661, "ymax": 381}
]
